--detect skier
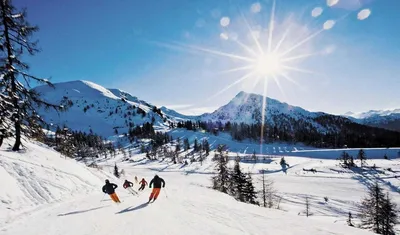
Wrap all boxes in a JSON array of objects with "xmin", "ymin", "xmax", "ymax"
[
  {"xmin": 148, "ymin": 175, "xmax": 165, "ymax": 203},
  {"xmin": 138, "ymin": 178, "xmax": 147, "ymax": 191},
  {"xmin": 134, "ymin": 176, "xmax": 138, "ymax": 183},
  {"xmin": 102, "ymin": 179, "xmax": 121, "ymax": 203},
  {"xmin": 123, "ymin": 179, "xmax": 138, "ymax": 195}
]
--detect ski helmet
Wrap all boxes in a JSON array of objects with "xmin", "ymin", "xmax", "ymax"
[{"xmin": 105, "ymin": 179, "xmax": 110, "ymax": 183}]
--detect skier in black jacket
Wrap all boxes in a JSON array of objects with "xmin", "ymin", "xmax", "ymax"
[
  {"xmin": 123, "ymin": 179, "xmax": 138, "ymax": 195},
  {"xmin": 148, "ymin": 175, "xmax": 165, "ymax": 202},
  {"xmin": 102, "ymin": 179, "xmax": 120, "ymax": 203}
]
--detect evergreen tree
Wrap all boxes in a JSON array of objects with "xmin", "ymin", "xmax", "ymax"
[
  {"xmin": 203, "ymin": 139, "xmax": 210, "ymax": 155},
  {"xmin": 183, "ymin": 138, "xmax": 190, "ymax": 151},
  {"xmin": 347, "ymin": 212, "xmax": 354, "ymax": 227},
  {"xmin": 358, "ymin": 149, "xmax": 367, "ymax": 168},
  {"xmin": 193, "ymin": 138, "xmax": 198, "ymax": 152},
  {"xmin": 212, "ymin": 152, "xmax": 230, "ymax": 194},
  {"xmin": 359, "ymin": 182, "xmax": 398, "ymax": 234},
  {"xmin": 0, "ymin": 1, "xmax": 64, "ymax": 150},
  {"xmin": 243, "ymin": 173, "xmax": 258, "ymax": 205},
  {"xmin": 230, "ymin": 158, "xmax": 246, "ymax": 202},
  {"xmin": 252, "ymin": 150, "xmax": 257, "ymax": 163},
  {"xmin": 382, "ymin": 193, "xmax": 398, "ymax": 235},
  {"xmin": 114, "ymin": 163, "xmax": 120, "ymax": 178}
]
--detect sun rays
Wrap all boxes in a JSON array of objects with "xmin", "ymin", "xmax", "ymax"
[{"xmin": 149, "ymin": 0, "xmax": 372, "ymax": 153}]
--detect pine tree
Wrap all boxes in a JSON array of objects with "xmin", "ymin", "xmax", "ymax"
[
  {"xmin": 243, "ymin": 173, "xmax": 257, "ymax": 205},
  {"xmin": 381, "ymin": 193, "xmax": 398, "ymax": 235},
  {"xmin": 203, "ymin": 139, "xmax": 210, "ymax": 155},
  {"xmin": 358, "ymin": 149, "xmax": 367, "ymax": 168},
  {"xmin": 183, "ymin": 138, "xmax": 190, "ymax": 151},
  {"xmin": 347, "ymin": 212, "xmax": 354, "ymax": 227},
  {"xmin": 193, "ymin": 138, "xmax": 198, "ymax": 152},
  {"xmin": 252, "ymin": 150, "xmax": 257, "ymax": 163},
  {"xmin": 230, "ymin": 158, "xmax": 246, "ymax": 202},
  {"xmin": 114, "ymin": 163, "xmax": 120, "ymax": 178},
  {"xmin": 359, "ymin": 182, "xmax": 398, "ymax": 234},
  {"xmin": 212, "ymin": 152, "xmax": 230, "ymax": 194},
  {"xmin": 0, "ymin": 1, "xmax": 64, "ymax": 150}
]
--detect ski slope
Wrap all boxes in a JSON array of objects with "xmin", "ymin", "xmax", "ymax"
[{"xmin": 2, "ymin": 140, "xmax": 399, "ymax": 234}]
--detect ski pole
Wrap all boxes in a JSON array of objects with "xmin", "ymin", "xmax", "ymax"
[{"xmin": 163, "ymin": 188, "xmax": 168, "ymax": 198}]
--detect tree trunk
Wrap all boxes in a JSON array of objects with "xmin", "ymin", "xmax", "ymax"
[{"xmin": 12, "ymin": 120, "xmax": 21, "ymax": 151}]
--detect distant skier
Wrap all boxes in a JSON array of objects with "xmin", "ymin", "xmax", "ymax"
[
  {"xmin": 148, "ymin": 175, "xmax": 165, "ymax": 203},
  {"xmin": 102, "ymin": 179, "xmax": 121, "ymax": 203},
  {"xmin": 138, "ymin": 178, "xmax": 147, "ymax": 191},
  {"xmin": 134, "ymin": 176, "xmax": 138, "ymax": 183},
  {"xmin": 123, "ymin": 179, "xmax": 138, "ymax": 195}
]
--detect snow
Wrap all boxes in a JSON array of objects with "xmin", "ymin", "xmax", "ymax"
[
  {"xmin": 2, "ymin": 138, "xmax": 400, "ymax": 234},
  {"xmin": 346, "ymin": 109, "xmax": 400, "ymax": 119},
  {"xmin": 33, "ymin": 80, "xmax": 169, "ymax": 137},
  {"xmin": 0, "ymin": 139, "xmax": 113, "ymax": 228}
]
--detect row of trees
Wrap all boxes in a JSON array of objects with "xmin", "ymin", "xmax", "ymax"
[{"xmin": 0, "ymin": 0, "xmax": 64, "ymax": 150}]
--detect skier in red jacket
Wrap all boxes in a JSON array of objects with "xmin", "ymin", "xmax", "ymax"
[{"xmin": 138, "ymin": 178, "xmax": 147, "ymax": 191}]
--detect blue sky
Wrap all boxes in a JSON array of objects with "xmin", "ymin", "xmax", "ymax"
[{"xmin": 16, "ymin": 0, "xmax": 400, "ymax": 115}]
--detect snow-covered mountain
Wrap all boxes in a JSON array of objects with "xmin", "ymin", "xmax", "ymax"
[
  {"xmin": 343, "ymin": 109, "xmax": 400, "ymax": 132},
  {"xmin": 200, "ymin": 91, "xmax": 323, "ymax": 124},
  {"xmin": 34, "ymin": 80, "xmax": 170, "ymax": 137}
]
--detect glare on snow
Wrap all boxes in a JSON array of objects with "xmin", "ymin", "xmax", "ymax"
[
  {"xmin": 220, "ymin": 17, "xmax": 230, "ymax": 27},
  {"xmin": 251, "ymin": 2, "xmax": 262, "ymax": 13},
  {"xmin": 311, "ymin": 7, "xmax": 323, "ymax": 18},
  {"xmin": 357, "ymin": 9, "xmax": 371, "ymax": 20},
  {"xmin": 327, "ymin": 0, "xmax": 339, "ymax": 7}
]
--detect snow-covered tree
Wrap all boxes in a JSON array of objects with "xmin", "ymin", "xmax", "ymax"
[{"xmin": 0, "ymin": 0, "xmax": 63, "ymax": 150}]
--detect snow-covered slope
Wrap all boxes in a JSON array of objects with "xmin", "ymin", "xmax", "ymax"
[
  {"xmin": 33, "ymin": 80, "xmax": 169, "ymax": 137},
  {"xmin": 1, "ymin": 141, "xmax": 384, "ymax": 234},
  {"xmin": 0, "ymin": 139, "xmax": 113, "ymax": 227},
  {"xmin": 344, "ymin": 109, "xmax": 400, "ymax": 131}
]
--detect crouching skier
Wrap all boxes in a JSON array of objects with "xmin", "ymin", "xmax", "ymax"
[
  {"xmin": 138, "ymin": 178, "xmax": 147, "ymax": 191},
  {"xmin": 102, "ymin": 179, "xmax": 121, "ymax": 203},
  {"xmin": 123, "ymin": 179, "xmax": 138, "ymax": 196},
  {"xmin": 148, "ymin": 175, "xmax": 165, "ymax": 203}
]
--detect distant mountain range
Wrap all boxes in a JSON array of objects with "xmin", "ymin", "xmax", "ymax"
[
  {"xmin": 34, "ymin": 80, "xmax": 400, "ymax": 147},
  {"xmin": 343, "ymin": 109, "xmax": 400, "ymax": 132}
]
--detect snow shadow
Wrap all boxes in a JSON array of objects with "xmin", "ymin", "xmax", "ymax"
[
  {"xmin": 116, "ymin": 202, "xmax": 149, "ymax": 214},
  {"xmin": 58, "ymin": 206, "xmax": 108, "ymax": 216}
]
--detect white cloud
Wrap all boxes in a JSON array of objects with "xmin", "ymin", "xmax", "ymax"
[
  {"xmin": 323, "ymin": 20, "xmax": 336, "ymax": 30},
  {"xmin": 357, "ymin": 9, "xmax": 371, "ymax": 20},
  {"xmin": 311, "ymin": 7, "xmax": 323, "ymax": 18},
  {"xmin": 327, "ymin": 0, "xmax": 339, "ymax": 7},
  {"xmin": 251, "ymin": 2, "xmax": 262, "ymax": 13},
  {"xmin": 220, "ymin": 17, "xmax": 230, "ymax": 27}
]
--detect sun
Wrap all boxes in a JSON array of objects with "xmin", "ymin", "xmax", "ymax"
[{"xmin": 255, "ymin": 53, "xmax": 283, "ymax": 76}]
